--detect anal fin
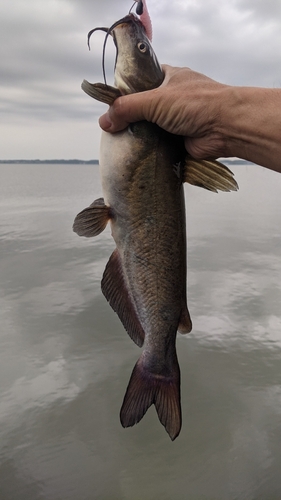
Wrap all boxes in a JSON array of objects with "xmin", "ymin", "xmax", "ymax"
[
  {"xmin": 73, "ymin": 197, "xmax": 111, "ymax": 237},
  {"xmin": 183, "ymin": 156, "xmax": 239, "ymax": 192},
  {"xmin": 101, "ymin": 249, "xmax": 145, "ymax": 347}
]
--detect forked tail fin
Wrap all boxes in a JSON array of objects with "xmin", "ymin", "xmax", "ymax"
[{"xmin": 120, "ymin": 352, "xmax": 181, "ymax": 440}]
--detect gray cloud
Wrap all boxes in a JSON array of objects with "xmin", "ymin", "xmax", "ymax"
[{"xmin": 1, "ymin": 0, "xmax": 281, "ymax": 159}]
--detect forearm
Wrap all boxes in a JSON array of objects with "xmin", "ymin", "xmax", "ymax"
[
  {"xmin": 100, "ymin": 65, "xmax": 281, "ymax": 173},
  {"xmin": 219, "ymin": 86, "xmax": 281, "ymax": 172}
]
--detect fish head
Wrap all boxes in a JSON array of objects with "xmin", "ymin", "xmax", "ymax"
[{"xmin": 111, "ymin": 13, "xmax": 164, "ymax": 94}]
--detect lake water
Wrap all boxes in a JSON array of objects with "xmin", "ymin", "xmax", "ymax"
[{"xmin": 1, "ymin": 162, "xmax": 281, "ymax": 499}]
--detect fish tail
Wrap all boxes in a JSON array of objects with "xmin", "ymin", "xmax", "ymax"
[{"xmin": 120, "ymin": 351, "xmax": 181, "ymax": 440}]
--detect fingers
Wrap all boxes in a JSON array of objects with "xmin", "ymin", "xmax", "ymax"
[{"xmin": 98, "ymin": 68, "xmax": 172, "ymax": 133}]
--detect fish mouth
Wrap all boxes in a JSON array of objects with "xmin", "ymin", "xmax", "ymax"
[
  {"xmin": 87, "ymin": 13, "xmax": 142, "ymax": 49},
  {"xmin": 87, "ymin": 14, "xmax": 147, "ymax": 86}
]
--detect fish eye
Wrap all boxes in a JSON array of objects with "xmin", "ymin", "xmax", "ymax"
[{"xmin": 137, "ymin": 41, "xmax": 148, "ymax": 53}]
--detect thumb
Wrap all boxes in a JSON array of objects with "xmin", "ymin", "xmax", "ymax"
[{"xmin": 99, "ymin": 91, "xmax": 152, "ymax": 133}]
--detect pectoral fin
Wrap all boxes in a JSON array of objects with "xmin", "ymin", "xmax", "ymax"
[
  {"xmin": 73, "ymin": 198, "xmax": 111, "ymax": 237},
  {"xmin": 101, "ymin": 249, "xmax": 145, "ymax": 347},
  {"xmin": 81, "ymin": 80, "xmax": 122, "ymax": 105},
  {"xmin": 183, "ymin": 156, "xmax": 238, "ymax": 192}
]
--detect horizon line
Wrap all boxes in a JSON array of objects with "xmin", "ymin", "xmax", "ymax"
[{"xmin": 0, "ymin": 159, "xmax": 99, "ymax": 164}]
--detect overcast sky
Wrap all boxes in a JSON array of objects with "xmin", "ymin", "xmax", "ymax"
[{"xmin": 1, "ymin": 0, "xmax": 281, "ymax": 160}]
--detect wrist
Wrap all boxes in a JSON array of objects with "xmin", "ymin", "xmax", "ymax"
[
  {"xmin": 218, "ymin": 86, "xmax": 258, "ymax": 159},
  {"xmin": 217, "ymin": 85, "xmax": 281, "ymax": 171},
  {"xmin": 214, "ymin": 86, "xmax": 246, "ymax": 159}
]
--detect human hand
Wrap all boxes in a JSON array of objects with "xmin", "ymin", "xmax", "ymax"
[{"xmin": 99, "ymin": 64, "xmax": 230, "ymax": 159}]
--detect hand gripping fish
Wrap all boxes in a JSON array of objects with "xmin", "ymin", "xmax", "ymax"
[{"xmin": 73, "ymin": 4, "xmax": 238, "ymax": 440}]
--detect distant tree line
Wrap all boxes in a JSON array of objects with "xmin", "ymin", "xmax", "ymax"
[{"xmin": 0, "ymin": 159, "xmax": 99, "ymax": 164}]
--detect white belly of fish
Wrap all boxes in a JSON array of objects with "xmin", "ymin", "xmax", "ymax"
[{"xmin": 99, "ymin": 128, "xmax": 139, "ymax": 207}]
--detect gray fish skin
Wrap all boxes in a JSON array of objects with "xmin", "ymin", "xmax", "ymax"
[{"xmin": 74, "ymin": 14, "xmax": 238, "ymax": 440}]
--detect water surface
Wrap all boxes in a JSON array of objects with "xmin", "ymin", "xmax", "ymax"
[{"xmin": 1, "ymin": 162, "xmax": 281, "ymax": 499}]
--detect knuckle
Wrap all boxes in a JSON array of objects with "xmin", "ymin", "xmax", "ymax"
[{"xmin": 112, "ymin": 96, "xmax": 124, "ymax": 117}]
